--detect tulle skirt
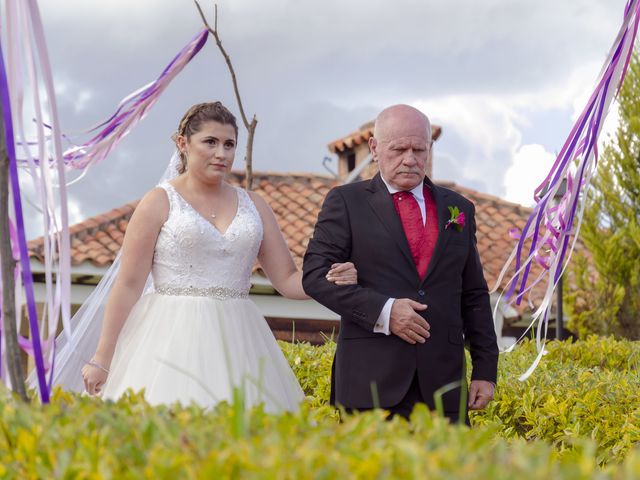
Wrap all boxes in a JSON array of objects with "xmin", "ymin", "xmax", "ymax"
[{"xmin": 101, "ymin": 293, "xmax": 304, "ymax": 413}]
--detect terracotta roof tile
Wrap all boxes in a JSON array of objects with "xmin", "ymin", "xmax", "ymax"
[{"xmin": 28, "ymin": 201, "xmax": 137, "ymax": 268}]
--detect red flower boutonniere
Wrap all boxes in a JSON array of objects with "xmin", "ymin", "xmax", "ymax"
[{"xmin": 445, "ymin": 206, "xmax": 465, "ymax": 232}]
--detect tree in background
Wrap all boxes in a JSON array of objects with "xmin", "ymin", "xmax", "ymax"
[
  {"xmin": 195, "ymin": 2, "xmax": 258, "ymax": 191},
  {"xmin": 566, "ymin": 54, "xmax": 640, "ymax": 340}
]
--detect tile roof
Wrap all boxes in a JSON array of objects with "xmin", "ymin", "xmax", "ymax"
[
  {"xmin": 28, "ymin": 202, "xmax": 139, "ymax": 268},
  {"xmin": 28, "ymin": 172, "xmax": 565, "ymax": 300},
  {"xmin": 328, "ymin": 120, "xmax": 443, "ymax": 154}
]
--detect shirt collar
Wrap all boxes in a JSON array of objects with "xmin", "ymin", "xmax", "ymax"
[{"xmin": 380, "ymin": 175, "xmax": 425, "ymax": 202}]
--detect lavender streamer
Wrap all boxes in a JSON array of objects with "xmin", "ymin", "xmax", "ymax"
[
  {"xmin": 0, "ymin": 38, "xmax": 49, "ymax": 401},
  {"xmin": 492, "ymin": 0, "xmax": 640, "ymax": 380}
]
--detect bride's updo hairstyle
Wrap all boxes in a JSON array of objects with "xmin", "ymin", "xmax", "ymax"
[{"xmin": 172, "ymin": 102, "xmax": 239, "ymax": 174}]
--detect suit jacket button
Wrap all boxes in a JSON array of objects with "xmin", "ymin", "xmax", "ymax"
[{"xmin": 418, "ymin": 290, "xmax": 425, "ymax": 297}]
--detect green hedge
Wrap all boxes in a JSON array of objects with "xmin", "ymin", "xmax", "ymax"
[
  {"xmin": 473, "ymin": 336, "xmax": 640, "ymax": 465},
  {"xmin": 282, "ymin": 336, "xmax": 640, "ymax": 466},
  {"xmin": 0, "ymin": 336, "xmax": 638, "ymax": 478}
]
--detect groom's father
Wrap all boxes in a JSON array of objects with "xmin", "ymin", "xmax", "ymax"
[{"xmin": 302, "ymin": 105, "xmax": 498, "ymax": 423}]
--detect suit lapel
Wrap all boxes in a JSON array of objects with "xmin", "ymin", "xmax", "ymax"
[
  {"xmin": 421, "ymin": 180, "xmax": 451, "ymax": 286},
  {"xmin": 367, "ymin": 174, "xmax": 420, "ymax": 281}
]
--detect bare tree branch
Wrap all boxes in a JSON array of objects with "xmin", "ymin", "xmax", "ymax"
[
  {"xmin": 0, "ymin": 95, "xmax": 29, "ymax": 402},
  {"xmin": 194, "ymin": 1, "xmax": 258, "ymax": 190},
  {"xmin": 194, "ymin": 1, "xmax": 250, "ymax": 129},
  {"xmin": 214, "ymin": 3, "xmax": 218, "ymax": 38}
]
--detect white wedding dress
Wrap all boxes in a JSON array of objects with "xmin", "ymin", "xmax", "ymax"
[{"xmin": 100, "ymin": 181, "xmax": 304, "ymax": 411}]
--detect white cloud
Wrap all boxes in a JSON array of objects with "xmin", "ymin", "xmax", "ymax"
[
  {"xmin": 599, "ymin": 100, "xmax": 620, "ymax": 148},
  {"xmin": 65, "ymin": 197, "xmax": 85, "ymax": 226},
  {"xmin": 503, "ymin": 144, "xmax": 556, "ymax": 206},
  {"xmin": 73, "ymin": 90, "xmax": 93, "ymax": 114},
  {"xmin": 417, "ymin": 94, "xmax": 524, "ymax": 157},
  {"xmin": 408, "ymin": 45, "xmax": 623, "ymax": 197},
  {"xmin": 54, "ymin": 76, "xmax": 94, "ymax": 115},
  {"xmin": 570, "ymin": 83, "xmax": 621, "ymax": 152},
  {"xmin": 19, "ymin": 169, "xmax": 87, "ymax": 240},
  {"xmin": 413, "ymin": 94, "xmax": 523, "ymax": 191}
]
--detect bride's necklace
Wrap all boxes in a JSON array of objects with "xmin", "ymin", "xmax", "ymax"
[{"xmin": 209, "ymin": 187, "xmax": 227, "ymax": 218}]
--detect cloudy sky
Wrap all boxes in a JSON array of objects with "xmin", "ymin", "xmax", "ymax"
[{"xmin": 19, "ymin": 0, "xmax": 628, "ymax": 238}]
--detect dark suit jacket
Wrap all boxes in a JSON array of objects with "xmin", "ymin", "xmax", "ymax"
[{"xmin": 302, "ymin": 173, "xmax": 498, "ymax": 413}]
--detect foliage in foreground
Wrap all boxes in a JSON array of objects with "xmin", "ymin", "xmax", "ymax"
[
  {"xmin": 0, "ymin": 336, "xmax": 638, "ymax": 478},
  {"xmin": 281, "ymin": 336, "xmax": 640, "ymax": 466},
  {"xmin": 1, "ymin": 389, "xmax": 639, "ymax": 479},
  {"xmin": 472, "ymin": 336, "xmax": 640, "ymax": 464}
]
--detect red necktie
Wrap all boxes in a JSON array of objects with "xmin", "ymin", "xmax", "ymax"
[
  {"xmin": 392, "ymin": 187, "xmax": 439, "ymax": 279},
  {"xmin": 392, "ymin": 191, "xmax": 429, "ymax": 278}
]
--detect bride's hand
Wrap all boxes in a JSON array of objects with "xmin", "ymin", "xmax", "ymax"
[
  {"xmin": 326, "ymin": 262, "xmax": 358, "ymax": 285},
  {"xmin": 81, "ymin": 359, "xmax": 109, "ymax": 396}
]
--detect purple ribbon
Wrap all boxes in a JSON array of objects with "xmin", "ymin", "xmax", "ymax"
[
  {"xmin": 63, "ymin": 29, "xmax": 208, "ymax": 169},
  {"xmin": 506, "ymin": 3, "xmax": 636, "ymax": 305},
  {"xmin": 496, "ymin": 2, "xmax": 640, "ymax": 379},
  {"xmin": 0, "ymin": 39, "xmax": 49, "ymax": 402},
  {"xmin": 15, "ymin": 29, "xmax": 208, "ymax": 169}
]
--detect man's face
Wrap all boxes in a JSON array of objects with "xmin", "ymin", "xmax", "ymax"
[{"xmin": 369, "ymin": 109, "xmax": 431, "ymax": 191}]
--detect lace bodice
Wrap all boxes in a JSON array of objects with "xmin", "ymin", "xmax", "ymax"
[{"xmin": 152, "ymin": 182, "xmax": 263, "ymax": 296}]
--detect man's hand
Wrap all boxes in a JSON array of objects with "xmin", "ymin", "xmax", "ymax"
[
  {"xmin": 325, "ymin": 262, "xmax": 358, "ymax": 285},
  {"xmin": 468, "ymin": 380, "xmax": 495, "ymax": 410},
  {"xmin": 389, "ymin": 299, "xmax": 429, "ymax": 344}
]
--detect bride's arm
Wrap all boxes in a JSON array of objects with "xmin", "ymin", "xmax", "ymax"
[
  {"xmin": 249, "ymin": 191, "xmax": 355, "ymax": 300},
  {"xmin": 84, "ymin": 188, "xmax": 168, "ymax": 394}
]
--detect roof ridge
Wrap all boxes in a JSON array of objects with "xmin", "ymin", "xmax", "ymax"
[
  {"xmin": 436, "ymin": 179, "xmax": 533, "ymax": 211},
  {"xmin": 230, "ymin": 170, "xmax": 337, "ymax": 181},
  {"xmin": 29, "ymin": 202, "xmax": 137, "ymax": 249}
]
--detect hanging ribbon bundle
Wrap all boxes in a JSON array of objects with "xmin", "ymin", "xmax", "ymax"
[
  {"xmin": 60, "ymin": 28, "xmax": 208, "ymax": 170},
  {"xmin": 0, "ymin": 0, "xmax": 208, "ymax": 403},
  {"xmin": 0, "ymin": 0, "xmax": 68, "ymax": 403},
  {"xmin": 492, "ymin": 0, "xmax": 640, "ymax": 380}
]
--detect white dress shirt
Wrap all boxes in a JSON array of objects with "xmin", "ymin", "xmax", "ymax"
[{"xmin": 373, "ymin": 177, "xmax": 426, "ymax": 335}]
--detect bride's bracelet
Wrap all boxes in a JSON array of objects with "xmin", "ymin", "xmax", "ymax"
[{"xmin": 87, "ymin": 359, "xmax": 110, "ymax": 374}]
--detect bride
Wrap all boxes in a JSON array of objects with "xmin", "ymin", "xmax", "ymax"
[{"xmin": 73, "ymin": 101, "xmax": 356, "ymax": 412}]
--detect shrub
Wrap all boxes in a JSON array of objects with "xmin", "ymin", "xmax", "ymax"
[
  {"xmin": 473, "ymin": 337, "xmax": 640, "ymax": 465},
  {"xmin": 280, "ymin": 337, "xmax": 640, "ymax": 465},
  {"xmin": 0, "ymin": 336, "xmax": 638, "ymax": 478}
]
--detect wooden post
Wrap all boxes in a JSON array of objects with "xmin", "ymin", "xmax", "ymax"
[{"xmin": 0, "ymin": 95, "xmax": 28, "ymax": 401}]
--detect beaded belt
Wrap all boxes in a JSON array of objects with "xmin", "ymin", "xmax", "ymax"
[{"xmin": 155, "ymin": 285, "xmax": 249, "ymax": 300}]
